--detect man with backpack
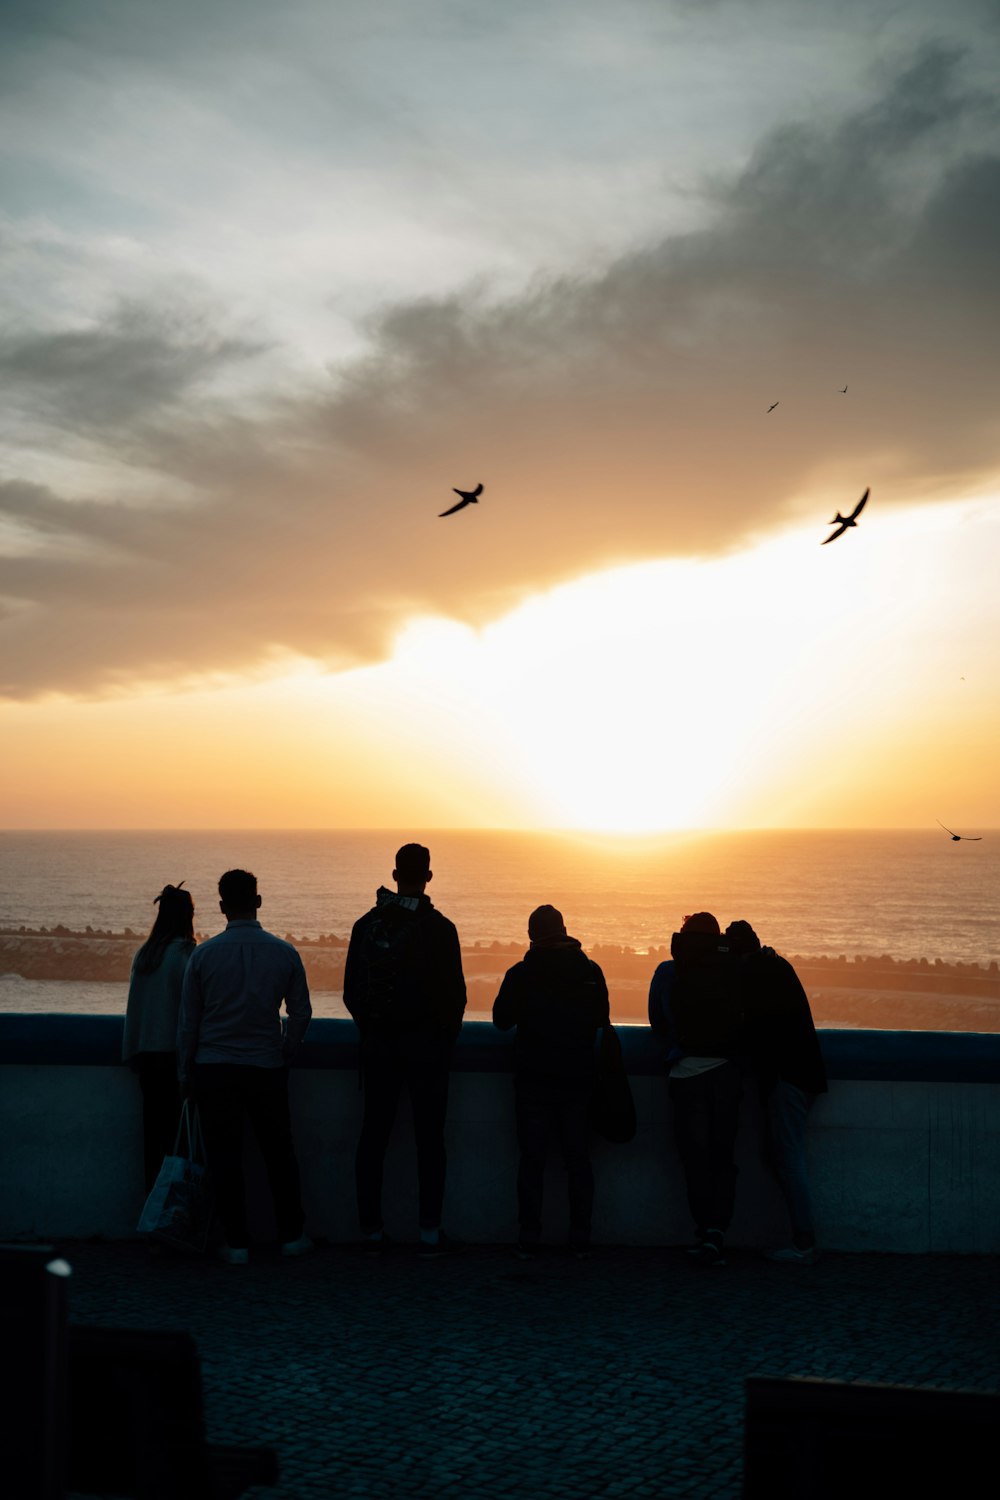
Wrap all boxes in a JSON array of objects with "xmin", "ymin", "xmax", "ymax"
[
  {"xmin": 344, "ymin": 843, "xmax": 467, "ymax": 1257},
  {"xmin": 648, "ymin": 912, "xmax": 746, "ymax": 1266}
]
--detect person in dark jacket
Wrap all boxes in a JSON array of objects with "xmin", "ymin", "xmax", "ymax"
[
  {"xmin": 726, "ymin": 920, "xmax": 828, "ymax": 1264},
  {"xmin": 648, "ymin": 911, "xmax": 746, "ymax": 1266},
  {"xmin": 344, "ymin": 843, "xmax": 466, "ymax": 1257},
  {"xmin": 493, "ymin": 904, "xmax": 610, "ymax": 1259}
]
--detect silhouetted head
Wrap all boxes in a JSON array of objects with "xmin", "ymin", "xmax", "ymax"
[
  {"xmin": 394, "ymin": 843, "xmax": 432, "ymax": 895},
  {"xmin": 218, "ymin": 868, "xmax": 261, "ymax": 920},
  {"xmin": 725, "ymin": 919, "xmax": 761, "ymax": 955},
  {"xmin": 528, "ymin": 904, "xmax": 568, "ymax": 945},
  {"xmin": 134, "ymin": 882, "xmax": 195, "ymax": 975},
  {"xmin": 680, "ymin": 911, "xmax": 720, "ymax": 936}
]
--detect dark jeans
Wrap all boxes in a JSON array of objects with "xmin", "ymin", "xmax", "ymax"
[
  {"xmin": 356, "ymin": 1030, "xmax": 454, "ymax": 1233},
  {"xmin": 194, "ymin": 1064, "xmax": 305, "ymax": 1250},
  {"xmin": 762, "ymin": 1080, "xmax": 818, "ymax": 1242},
  {"xmin": 515, "ymin": 1075, "xmax": 594, "ymax": 1246},
  {"xmin": 133, "ymin": 1051, "xmax": 182, "ymax": 1193},
  {"xmin": 669, "ymin": 1061, "xmax": 743, "ymax": 1236}
]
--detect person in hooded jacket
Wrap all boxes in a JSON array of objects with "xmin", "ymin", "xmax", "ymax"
[
  {"xmin": 493, "ymin": 904, "xmax": 610, "ymax": 1259},
  {"xmin": 344, "ymin": 843, "xmax": 467, "ymax": 1257}
]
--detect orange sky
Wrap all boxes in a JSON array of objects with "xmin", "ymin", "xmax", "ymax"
[
  {"xmin": 2, "ymin": 7, "xmax": 999, "ymax": 832},
  {"xmin": 3, "ymin": 496, "xmax": 998, "ymax": 832}
]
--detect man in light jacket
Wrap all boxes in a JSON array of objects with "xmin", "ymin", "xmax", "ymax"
[{"xmin": 178, "ymin": 868, "xmax": 312, "ymax": 1264}]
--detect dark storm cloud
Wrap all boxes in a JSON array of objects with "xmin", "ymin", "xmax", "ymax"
[{"xmin": 2, "ymin": 48, "xmax": 999, "ymax": 699}]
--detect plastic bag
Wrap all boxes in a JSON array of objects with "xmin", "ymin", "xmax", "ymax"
[{"xmin": 137, "ymin": 1100, "xmax": 213, "ymax": 1253}]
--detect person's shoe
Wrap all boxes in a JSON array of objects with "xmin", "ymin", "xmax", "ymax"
[
  {"xmin": 697, "ymin": 1231, "xmax": 727, "ymax": 1267},
  {"xmin": 418, "ymin": 1231, "xmax": 467, "ymax": 1260},
  {"xmin": 568, "ymin": 1243, "xmax": 592, "ymax": 1262},
  {"xmin": 279, "ymin": 1234, "xmax": 315, "ymax": 1258},
  {"xmin": 217, "ymin": 1243, "xmax": 249, "ymax": 1265},
  {"xmin": 764, "ymin": 1243, "xmax": 821, "ymax": 1265},
  {"xmin": 515, "ymin": 1240, "xmax": 540, "ymax": 1260},
  {"xmin": 361, "ymin": 1232, "xmax": 393, "ymax": 1257}
]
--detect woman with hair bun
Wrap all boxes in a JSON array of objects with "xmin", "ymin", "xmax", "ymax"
[{"xmin": 123, "ymin": 883, "xmax": 196, "ymax": 1191}]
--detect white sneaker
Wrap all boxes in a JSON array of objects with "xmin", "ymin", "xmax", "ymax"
[
  {"xmin": 764, "ymin": 1244, "xmax": 820, "ymax": 1265},
  {"xmin": 279, "ymin": 1234, "xmax": 315, "ymax": 1258},
  {"xmin": 217, "ymin": 1244, "xmax": 249, "ymax": 1265}
]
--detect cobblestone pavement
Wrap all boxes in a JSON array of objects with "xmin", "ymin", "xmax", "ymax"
[{"xmin": 62, "ymin": 1239, "xmax": 998, "ymax": 1499}]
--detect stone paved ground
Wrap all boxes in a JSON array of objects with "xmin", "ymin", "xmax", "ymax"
[{"xmin": 62, "ymin": 1240, "xmax": 999, "ymax": 1499}]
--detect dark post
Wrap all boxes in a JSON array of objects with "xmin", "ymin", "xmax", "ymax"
[{"xmin": 0, "ymin": 1243, "xmax": 72, "ymax": 1500}]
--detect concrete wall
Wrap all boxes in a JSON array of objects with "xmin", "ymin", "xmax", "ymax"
[{"xmin": 2, "ymin": 1018, "xmax": 999, "ymax": 1252}]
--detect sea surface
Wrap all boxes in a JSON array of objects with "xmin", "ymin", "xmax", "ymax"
[{"xmin": 1, "ymin": 828, "xmax": 998, "ymax": 1016}]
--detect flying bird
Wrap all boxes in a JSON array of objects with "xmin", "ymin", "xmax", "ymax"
[
  {"xmin": 439, "ymin": 482, "xmax": 483, "ymax": 518},
  {"xmin": 936, "ymin": 820, "xmax": 982, "ymax": 842},
  {"xmin": 822, "ymin": 487, "xmax": 869, "ymax": 545},
  {"xmin": 766, "ymin": 401, "xmax": 779, "ymax": 413},
  {"xmin": 839, "ymin": 385, "xmax": 848, "ymax": 394}
]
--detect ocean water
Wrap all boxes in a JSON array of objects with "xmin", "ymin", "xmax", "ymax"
[{"xmin": 1, "ymin": 827, "xmax": 997, "ymax": 962}]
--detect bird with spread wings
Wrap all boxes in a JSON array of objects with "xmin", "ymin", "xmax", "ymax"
[
  {"xmin": 822, "ymin": 487, "xmax": 869, "ymax": 545},
  {"xmin": 936, "ymin": 820, "xmax": 982, "ymax": 842},
  {"xmin": 439, "ymin": 483, "xmax": 484, "ymax": 517}
]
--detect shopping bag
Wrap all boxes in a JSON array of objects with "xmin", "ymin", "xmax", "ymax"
[
  {"xmin": 137, "ymin": 1100, "xmax": 214, "ymax": 1253},
  {"xmin": 590, "ymin": 1023, "xmax": 637, "ymax": 1143}
]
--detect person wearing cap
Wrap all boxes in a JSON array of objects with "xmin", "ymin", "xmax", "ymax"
[
  {"xmin": 725, "ymin": 920, "xmax": 827, "ymax": 1265},
  {"xmin": 648, "ymin": 911, "xmax": 746, "ymax": 1266},
  {"xmin": 493, "ymin": 904, "xmax": 610, "ymax": 1259},
  {"xmin": 344, "ymin": 843, "xmax": 467, "ymax": 1258}
]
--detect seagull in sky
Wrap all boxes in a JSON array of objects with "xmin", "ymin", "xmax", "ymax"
[
  {"xmin": 822, "ymin": 486, "xmax": 869, "ymax": 545},
  {"xmin": 439, "ymin": 482, "xmax": 483, "ymax": 518},
  {"xmin": 766, "ymin": 401, "xmax": 779, "ymax": 413},
  {"xmin": 936, "ymin": 820, "xmax": 983, "ymax": 842}
]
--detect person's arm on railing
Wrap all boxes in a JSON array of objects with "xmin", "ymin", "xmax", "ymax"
[{"xmin": 283, "ymin": 950, "xmax": 311, "ymax": 1062}]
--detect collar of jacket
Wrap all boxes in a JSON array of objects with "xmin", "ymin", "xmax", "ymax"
[
  {"xmin": 526, "ymin": 936, "xmax": 583, "ymax": 954},
  {"xmin": 375, "ymin": 886, "xmax": 426, "ymax": 912}
]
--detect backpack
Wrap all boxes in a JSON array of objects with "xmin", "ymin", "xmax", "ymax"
[
  {"xmin": 668, "ymin": 930, "xmax": 745, "ymax": 1057},
  {"xmin": 362, "ymin": 906, "xmax": 429, "ymax": 1028}
]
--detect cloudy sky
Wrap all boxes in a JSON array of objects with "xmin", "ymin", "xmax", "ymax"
[{"xmin": 2, "ymin": 0, "xmax": 999, "ymax": 830}]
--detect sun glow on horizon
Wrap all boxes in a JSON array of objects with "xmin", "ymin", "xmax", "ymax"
[
  {"xmin": 377, "ymin": 495, "xmax": 1000, "ymax": 833},
  {"xmin": 1, "ymin": 497, "xmax": 998, "ymax": 833}
]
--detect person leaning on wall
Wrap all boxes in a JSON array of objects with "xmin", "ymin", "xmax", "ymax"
[
  {"xmin": 122, "ymin": 882, "xmax": 196, "ymax": 1195},
  {"xmin": 648, "ymin": 911, "xmax": 747, "ymax": 1267},
  {"xmin": 726, "ymin": 919, "xmax": 828, "ymax": 1264}
]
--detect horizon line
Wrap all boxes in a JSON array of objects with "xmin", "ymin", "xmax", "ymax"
[{"xmin": 2, "ymin": 825, "xmax": 995, "ymax": 837}]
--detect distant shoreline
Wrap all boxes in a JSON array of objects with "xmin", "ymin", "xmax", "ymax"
[{"xmin": 3, "ymin": 925, "xmax": 999, "ymax": 1032}]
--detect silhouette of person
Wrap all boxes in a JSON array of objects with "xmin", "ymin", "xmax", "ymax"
[
  {"xmin": 344, "ymin": 844, "xmax": 467, "ymax": 1256},
  {"xmin": 726, "ymin": 920, "xmax": 828, "ymax": 1263},
  {"xmin": 123, "ymin": 883, "xmax": 195, "ymax": 1193},
  {"xmin": 648, "ymin": 912, "xmax": 746, "ymax": 1266},
  {"xmin": 493, "ymin": 905, "xmax": 609, "ymax": 1259},
  {"xmin": 177, "ymin": 869, "xmax": 313, "ymax": 1264}
]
